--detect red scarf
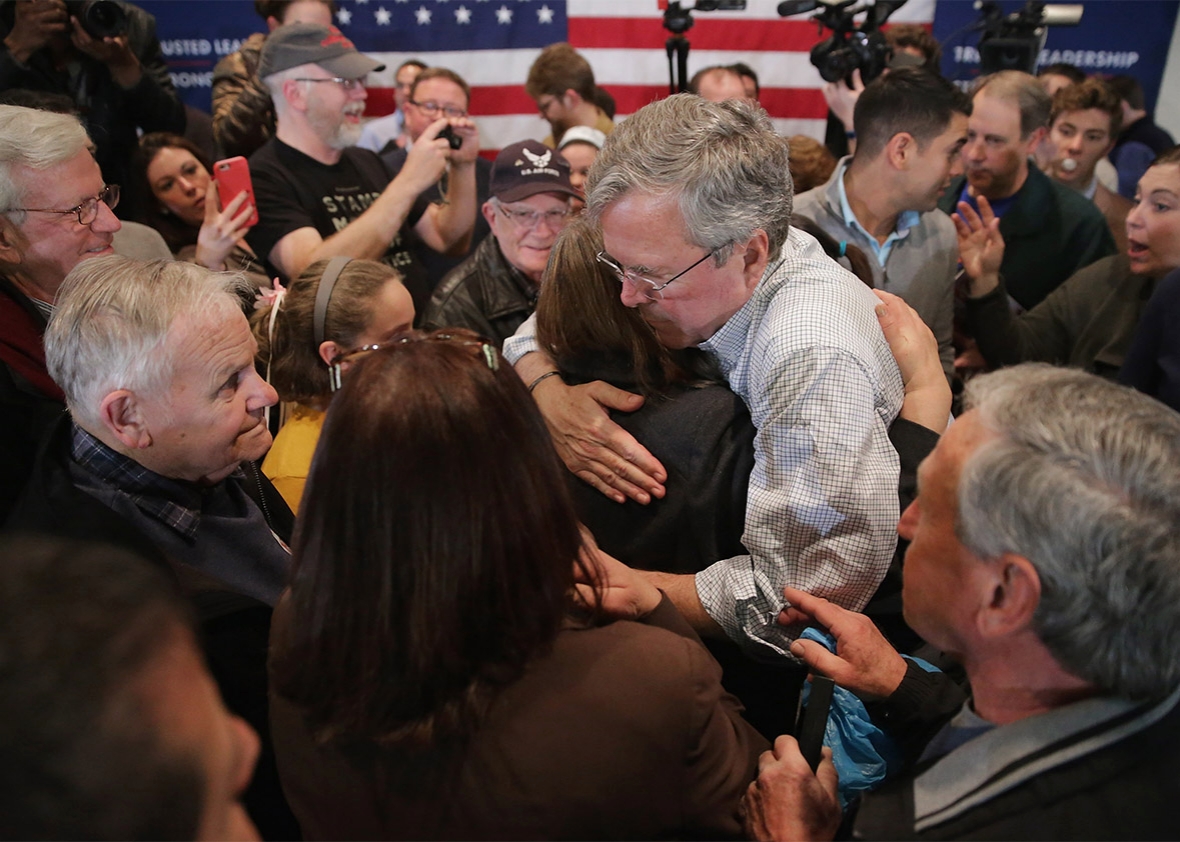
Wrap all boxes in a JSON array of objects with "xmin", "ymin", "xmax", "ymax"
[{"xmin": 0, "ymin": 282, "xmax": 64, "ymax": 402}]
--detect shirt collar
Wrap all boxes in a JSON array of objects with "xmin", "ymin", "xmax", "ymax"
[{"xmin": 70, "ymin": 423, "xmax": 235, "ymax": 540}]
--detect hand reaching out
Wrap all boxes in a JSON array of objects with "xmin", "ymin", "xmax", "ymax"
[
  {"xmin": 572, "ymin": 526, "xmax": 662, "ymax": 620},
  {"xmin": 777, "ymin": 586, "xmax": 908, "ymax": 700},
  {"xmin": 953, "ymin": 196, "xmax": 1004, "ymax": 297},
  {"xmin": 874, "ymin": 289, "xmax": 951, "ymax": 432}
]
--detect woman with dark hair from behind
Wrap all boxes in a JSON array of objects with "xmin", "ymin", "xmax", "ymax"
[
  {"xmin": 267, "ymin": 330, "xmax": 765, "ymax": 840},
  {"xmin": 130, "ymin": 132, "xmax": 270, "ymax": 292}
]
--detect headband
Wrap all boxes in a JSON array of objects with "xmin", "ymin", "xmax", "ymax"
[{"xmin": 313, "ymin": 256, "xmax": 353, "ymax": 346}]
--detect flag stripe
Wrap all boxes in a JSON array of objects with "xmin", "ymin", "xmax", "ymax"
[{"xmin": 340, "ymin": 0, "xmax": 934, "ymax": 152}]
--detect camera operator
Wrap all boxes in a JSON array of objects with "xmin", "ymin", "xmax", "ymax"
[{"xmin": 0, "ymin": 0, "xmax": 185, "ymax": 219}]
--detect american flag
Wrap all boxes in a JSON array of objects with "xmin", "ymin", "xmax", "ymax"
[{"xmin": 332, "ymin": 0, "xmax": 935, "ymax": 152}]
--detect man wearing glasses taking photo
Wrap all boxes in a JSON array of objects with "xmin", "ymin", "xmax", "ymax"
[
  {"xmin": 0, "ymin": 104, "xmax": 121, "ymax": 522},
  {"xmin": 249, "ymin": 23, "xmax": 480, "ymax": 317},
  {"xmin": 424, "ymin": 139, "xmax": 577, "ymax": 346},
  {"xmin": 380, "ymin": 67, "xmax": 494, "ymax": 283}
]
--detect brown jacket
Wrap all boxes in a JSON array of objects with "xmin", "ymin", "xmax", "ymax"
[
  {"xmin": 211, "ymin": 32, "xmax": 274, "ymax": 159},
  {"xmin": 269, "ymin": 597, "xmax": 766, "ymax": 840}
]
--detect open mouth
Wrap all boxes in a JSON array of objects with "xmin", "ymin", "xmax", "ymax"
[{"xmin": 1127, "ymin": 238, "xmax": 1149, "ymax": 258}]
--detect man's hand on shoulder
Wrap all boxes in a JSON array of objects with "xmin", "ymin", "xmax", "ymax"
[{"xmin": 531, "ymin": 374, "xmax": 667, "ymax": 505}]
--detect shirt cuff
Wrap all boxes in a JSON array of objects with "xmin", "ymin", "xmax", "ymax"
[{"xmin": 502, "ymin": 311, "xmax": 539, "ymax": 363}]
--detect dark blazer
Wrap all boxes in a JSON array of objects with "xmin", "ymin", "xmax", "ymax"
[
  {"xmin": 6, "ymin": 416, "xmax": 299, "ymax": 840},
  {"xmin": 269, "ymin": 596, "xmax": 766, "ymax": 841}
]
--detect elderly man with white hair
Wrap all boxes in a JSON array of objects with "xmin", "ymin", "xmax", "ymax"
[{"xmin": 8, "ymin": 255, "xmax": 297, "ymax": 838}]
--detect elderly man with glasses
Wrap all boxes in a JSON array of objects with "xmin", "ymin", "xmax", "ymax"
[
  {"xmin": 504, "ymin": 95, "xmax": 905, "ymax": 665},
  {"xmin": 0, "ymin": 104, "xmax": 122, "ymax": 521},
  {"xmin": 423, "ymin": 139, "xmax": 578, "ymax": 346},
  {"xmin": 248, "ymin": 23, "xmax": 480, "ymax": 317}
]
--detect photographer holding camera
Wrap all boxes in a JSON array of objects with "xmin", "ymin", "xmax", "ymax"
[{"xmin": 0, "ymin": 0, "xmax": 184, "ymax": 218}]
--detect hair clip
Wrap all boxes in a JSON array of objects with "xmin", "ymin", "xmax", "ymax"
[{"xmin": 482, "ymin": 343, "xmax": 499, "ymax": 371}]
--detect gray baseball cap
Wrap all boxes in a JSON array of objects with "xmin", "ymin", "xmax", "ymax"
[{"xmin": 258, "ymin": 23, "xmax": 385, "ymax": 79}]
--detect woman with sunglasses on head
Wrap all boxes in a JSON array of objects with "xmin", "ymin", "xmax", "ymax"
[
  {"xmin": 252, "ymin": 257, "xmax": 414, "ymax": 513},
  {"xmin": 130, "ymin": 132, "xmax": 270, "ymax": 293},
  {"xmin": 267, "ymin": 329, "xmax": 766, "ymax": 840}
]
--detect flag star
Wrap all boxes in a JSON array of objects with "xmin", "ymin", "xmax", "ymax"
[
  {"xmin": 455, "ymin": 5, "xmax": 472, "ymax": 23},
  {"xmin": 537, "ymin": 4, "xmax": 553, "ymax": 23},
  {"xmin": 356, "ymin": 0, "xmax": 368, "ymax": 4},
  {"xmin": 496, "ymin": 5, "xmax": 512, "ymax": 23},
  {"xmin": 415, "ymin": 5, "xmax": 432, "ymax": 23},
  {"xmin": 375, "ymin": 6, "xmax": 392, "ymax": 22},
  {"xmin": 336, "ymin": 7, "xmax": 352, "ymax": 23}
]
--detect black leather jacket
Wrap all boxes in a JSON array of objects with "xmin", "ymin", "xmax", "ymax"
[{"xmin": 422, "ymin": 235, "xmax": 538, "ymax": 346}]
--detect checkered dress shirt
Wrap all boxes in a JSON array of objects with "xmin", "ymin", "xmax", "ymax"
[
  {"xmin": 695, "ymin": 228, "xmax": 904, "ymax": 658},
  {"xmin": 505, "ymin": 229, "xmax": 904, "ymax": 659}
]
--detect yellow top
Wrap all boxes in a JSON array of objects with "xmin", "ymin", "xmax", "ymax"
[{"xmin": 261, "ymin": 405, "xmax": 325, "ymax": 515}]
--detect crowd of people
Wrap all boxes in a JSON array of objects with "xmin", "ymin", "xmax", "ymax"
[{"xmin": 1, "ymin": 1, "xmax": 1179, "ymax": 840}]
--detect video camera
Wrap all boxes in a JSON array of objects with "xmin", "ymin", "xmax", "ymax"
[
  {"xmin": 777, "ymin": 0, "xmax": 908, "ymax": 85},
  {"xmin": 975, "ymin": 1, "xmax": 1083, "ymax": 75}
]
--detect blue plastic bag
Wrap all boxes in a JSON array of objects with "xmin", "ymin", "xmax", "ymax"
[{"xmin": 798, "ymin": 628, "xmax": 939, "ymax": 807}]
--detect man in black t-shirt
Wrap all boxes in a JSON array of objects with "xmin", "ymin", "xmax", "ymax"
[{"xmin": 247, "ymin": 23, "xmax": 479, "ymax": 314}]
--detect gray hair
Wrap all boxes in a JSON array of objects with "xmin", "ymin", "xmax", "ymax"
[
  {"xmin": 263, "ymin": 64, "xmax": 312, "ymax": 120},
  {"xmin": 586, "ymin": 93, "xmax": 793, "ymax": 263},
  {"xmin": 972, "ymin": 70, "xmax": 1052, "ymax": 138},
  {"xmin": 0, "ymin": 106, "xmax": 91, "ymax": 224},
  {"xmin": 45, "ymin": 256, "xmax": 249, "ymax": 430},
  {"xmin": 959, "ymin": 364, "xmax": 1180, "ymax": 700}
]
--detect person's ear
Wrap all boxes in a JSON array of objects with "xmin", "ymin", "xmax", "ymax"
[
  {"xmin": 266, "ymin": 15, "xmax": 282, "ymax": 31},
  {"xmin": 481, "ymin": 200, "xmax": 498, "ymax": 229},
  {"xmin": 99, "ymin": 389, "xmax": 152, "ymax": 450},
  {"xmin": 318, "ymin": 339, "xmax": 341, "ymax": 367},
  {"xmin": 0, "ymin": 217, "xmax": 26, "ymax": 269},
  {"xmin": 562, "ymin": 89, "xmax": 581, "ymax": 108},
  {"xmin": 979, "ymin": 553, "xmax": 1041, "ymax": 638},
  {"xmin": 887, "ymin": 132, "xmax": 917, "ymax": 169},
  {"xmin": 740, "ymin": 229, "xmax": 770, "ymax": 293},
  {"xmin": 283, "ymin": 77, "xmax": 309, "ymax": 110},
  {"xmin": 1023, "ymin": 126, "xmax": 1048, "ymax": 158}
]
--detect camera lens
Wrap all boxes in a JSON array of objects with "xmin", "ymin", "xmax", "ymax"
[{"xmin": 81, "ymin": 0, "xmax": 128, "ymax": 39}]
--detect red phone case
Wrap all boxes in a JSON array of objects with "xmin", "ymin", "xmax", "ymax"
[{"xmin": 212, "ymin": 156, "xmax": 259, "ymax": 227}]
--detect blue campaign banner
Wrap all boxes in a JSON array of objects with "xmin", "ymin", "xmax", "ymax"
[
  {"xmin": 137, "ymin": 0, "xmax": 261, "ymax": 112},
  {"xmin": 932, "ymin": 0, "xmax": 1179, "ymax": 111}
]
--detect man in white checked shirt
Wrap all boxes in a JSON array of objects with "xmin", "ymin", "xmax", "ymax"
[{"xmin": 504, "ymin": 94, "xmax": 905, "ymax": 659}]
